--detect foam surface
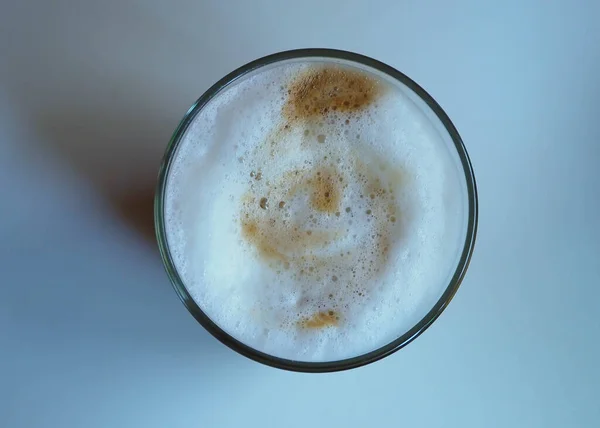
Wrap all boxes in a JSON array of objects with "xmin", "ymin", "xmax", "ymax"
[{"xmin": 164, "ymin": 60, "xmax": 466, "ymax": 362}]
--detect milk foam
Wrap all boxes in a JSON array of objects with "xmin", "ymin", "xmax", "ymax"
[{"xmin": 164, "ymin": 60, "xmax": 466, "ymax": 362}]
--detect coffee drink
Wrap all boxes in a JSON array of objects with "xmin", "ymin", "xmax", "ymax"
[{"xmin": 163, "ymin": 59, "xmax": 467, "ymax": 362}]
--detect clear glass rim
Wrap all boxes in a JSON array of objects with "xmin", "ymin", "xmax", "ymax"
[{"xmin": 154, "ymin": 48, "xmax": 478, "ymax": 373}]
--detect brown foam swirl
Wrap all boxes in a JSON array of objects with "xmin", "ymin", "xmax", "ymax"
[
  {"xmin": 283, "ymin": 66, "xmax": 383, "ymax": 122},
  {"xmin": 239, "ymin": 65, "xmax": 404, "ymax": 330}
]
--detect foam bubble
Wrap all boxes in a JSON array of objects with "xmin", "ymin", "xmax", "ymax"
[{"xmin": 164, "ymin": 61, "xmax": 466, "ymax": 362}]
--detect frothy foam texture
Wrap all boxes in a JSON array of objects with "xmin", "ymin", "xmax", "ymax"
[{"xmin": 164, "ymin": 60, "xmax": 466, "ymax": 362}]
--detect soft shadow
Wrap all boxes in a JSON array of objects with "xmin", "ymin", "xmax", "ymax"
[
  {"xmin": 114, "ymin": 188, "xmax": 157, "ymax": 243},
  {"xmin": 33, "ymin": 106, "xmax": 169, "ymax": 247},
  {"xmin": 1, "ymin": 0, "xmax": 247, "ymax": 369},
  {"xmin": 2, "ymin": 0, "xmax": 240, "ymax": 248}
]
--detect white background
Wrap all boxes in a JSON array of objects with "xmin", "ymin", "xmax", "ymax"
[{"xmin": 1, "ymin": 1, "xmax": 599, "ymax": 427}]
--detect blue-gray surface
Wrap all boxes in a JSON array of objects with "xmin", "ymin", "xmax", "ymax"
[{"xmin": 1, "ymin": 1, "xmax": 599, "ymax": 427}]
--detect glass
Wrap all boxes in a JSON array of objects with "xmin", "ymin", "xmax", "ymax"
[{"xmin": 154, "ymin": 49, "xmax": 478, "ymax": 372}]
